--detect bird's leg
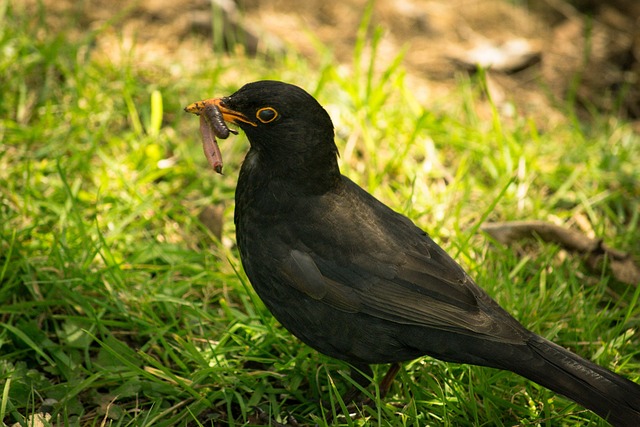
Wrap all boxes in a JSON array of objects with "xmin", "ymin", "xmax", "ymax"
[
  {"xmin": 347, "ymin": 362, "xmax": 402, "ymax": 403},
  {"xmin": 342, "ymin": 362, "xmax": 401, "ymax": 404},
  {"xmin": 320, "ymin": 364, "xmax": 372, "ymax": 411},
  {"xmin": 355, "ymin": 362, "xmax": 402, "ymax": 409},
  {"xmin": 321, "ymin": 365, "xmax": 372, "ymax": 424},
  {"xmin": 341, "ymin": 364, "xmax": 374, "ymax": 403},
  {"xmin": 322, "ymin": 363, "xmax": 403, "ymax": 424},
  {"xmin": 378, "ymin": 362, "xmax": 401, "ymax": 398}
]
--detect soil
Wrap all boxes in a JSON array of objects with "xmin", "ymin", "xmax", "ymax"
[{"xmin": 21, "ymin": 0, "xmax": 640, "ymax": 127}]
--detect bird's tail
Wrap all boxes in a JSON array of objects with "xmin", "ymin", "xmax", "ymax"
[{"xmin": 512, "ymin": 335, "xmax": 640, "ymax": 426}]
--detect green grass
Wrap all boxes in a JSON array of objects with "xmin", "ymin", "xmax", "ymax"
[{"xmin": 1, "ymin": 2, "xmax": 639, "ymax": 426}]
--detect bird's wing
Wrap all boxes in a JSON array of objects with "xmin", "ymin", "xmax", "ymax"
[{"xmin": 280, "ymin": 177, "xmax": 525, "ymax": 343}]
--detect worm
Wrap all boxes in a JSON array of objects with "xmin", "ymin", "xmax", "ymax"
[
  {"xmin": 186, "ymin": 100, "xmax": 237, "ymax": 174},
  {"xmin": 199, "ymin": 114, "xmax": 224, "ymax": 174}
]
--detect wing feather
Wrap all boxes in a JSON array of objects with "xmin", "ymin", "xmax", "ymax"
[{"xmin": 279, "ymin": 177, "xmax": 525, "ymax": 343}]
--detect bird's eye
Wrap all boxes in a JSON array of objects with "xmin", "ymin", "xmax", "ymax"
[{"xmin": 256, "ymin": 107, "xmax": 278, "ymax": 123}]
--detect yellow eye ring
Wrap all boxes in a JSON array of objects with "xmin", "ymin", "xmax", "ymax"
[{"xmin": 256, "ymin": 107, "xmax": 278, "ymax": 123}]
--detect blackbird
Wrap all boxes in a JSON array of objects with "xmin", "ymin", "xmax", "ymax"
[{"xmin": 187, "ymin": 80, "xmax": 640, "ymax": 425}]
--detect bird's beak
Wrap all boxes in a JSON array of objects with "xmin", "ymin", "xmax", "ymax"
[{"xmin": 184, "ymin": 98, "xmax": 257, "ymax": 127}]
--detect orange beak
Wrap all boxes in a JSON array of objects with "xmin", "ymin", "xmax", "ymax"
[{"xmin": 184, "ymin": 98, "xmax": 257, "ymax": 127}]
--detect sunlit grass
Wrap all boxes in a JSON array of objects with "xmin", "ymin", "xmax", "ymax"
[{"xmin": 1, "ymin": 2, "xmax": 639, "ymax": 426}]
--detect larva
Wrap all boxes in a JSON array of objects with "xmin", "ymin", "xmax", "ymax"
[{"xmin": 203, "ymin": 103, "xmax": 231, "ymax": 139}]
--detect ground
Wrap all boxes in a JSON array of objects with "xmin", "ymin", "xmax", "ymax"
[
  {"xmin": 24, "ymin": 0, "xmax": 640, "ymax": 127},
  {"xmin": 5, "ymin": 1, "xmax": 640, "ymax": 425}
]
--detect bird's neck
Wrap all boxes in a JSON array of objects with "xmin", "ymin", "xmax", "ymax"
[{"xmin": 238, "ymin": 147, "xmax": 341, "ymax": 196}]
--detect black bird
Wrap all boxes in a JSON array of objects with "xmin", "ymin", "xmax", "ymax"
[{"xmin": 188, "ymin": 80, "xmax": 640, "ymax": 425}]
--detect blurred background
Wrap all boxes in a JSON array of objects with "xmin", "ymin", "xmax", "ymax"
[
  {"xmin": 1, "ymin": 1, "xmax": 639, "ymax": 426},
  {"xmin": 31, "ymin": 0, "xmax": 640, "ymax": 124}
]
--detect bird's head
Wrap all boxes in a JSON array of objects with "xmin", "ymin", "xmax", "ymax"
[{"xmin": 187, "ymin": 81, "xmax": 340, "ymax": 184}]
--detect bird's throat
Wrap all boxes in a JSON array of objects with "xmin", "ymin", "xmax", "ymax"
[{"xmin": 238, "ymin": 149, "xmax": 340, "ymax": 202}]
